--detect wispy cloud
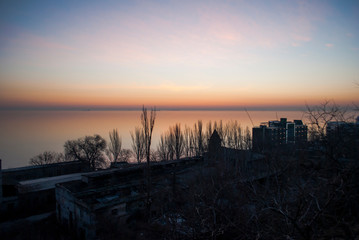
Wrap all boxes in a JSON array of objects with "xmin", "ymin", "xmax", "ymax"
[
  {"xmin": 325, "ymin": 43, "xmax": 334, "ymax": 48},
  {"xmin": 127, "ymin": 82, "xmax": 210, "ymax": 92},
  {"xmin": 46, "ymin": 0, "xmax": 329, "ymax": 67}
]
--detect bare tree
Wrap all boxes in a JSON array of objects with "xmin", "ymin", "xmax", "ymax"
[
  {"xmin": 141, "ymin": 105, "xmax": 156, "ymax": 218},
  {"xmin": 141, "ymin": 105, "xmax": 157, "ymax": 164},
  {"xmin": 206, "ymin": 121, "xmax": 213, "ymax": 141},
  {"xmin": 161, "ymin": 124, "xmax": 184, "ymax": 161},
  {"xmin": 119, "ymin": 149, "xmax": 132, "ymax": 162},
  {"xmin": 64, "ymin": 134, "xmax": 107, "ymax": 170},
  {"xmin": 108, "ymin": 128, "xmax": 122, "ymax": 163},
  {"xmin": 172, "ymin": 123, "xmax": 184, "ymax": 160},
  {"xmin": 29, "ymin": 151, "xmax": 66, "ymax": 165},
  {"xmin": 305, "ymin": 100, "xmax": 348, "ymax": 142},
  {"xmin": 183, "ymin": 125, "xmax": 194, "ymax": 157},
  {"xmin": 243, "ymin": 126, "xmax": 252, "ymax": 150},
  {"xmin": 305, "ymin": 100, "xmax": 356, "ymax": 162},
  {"xmin": 194, "ymin": 120, "xmax": 204, "ymax": 156},
  {"xmin": 157, "ymin": 134, "xmax": 169, "ymax": 161},
  {"xmin": 130, "ymin": 127, "xmax": 145, "ymax": 164},
  {"xmin": 225, "ymin": 120, "xmax": 243, "ymax": 149},
  {"xmin": 150, "ymin": 149, "xmax": 159, "ymax": 162},
  {"xmin": 166, "ymin": 130, "xmax": 175, "ymax": 161}
]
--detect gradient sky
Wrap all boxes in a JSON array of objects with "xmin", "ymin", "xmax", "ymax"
[{"xmin": 0, "ymin": 0, "xmax": 358, "ymax": 110}]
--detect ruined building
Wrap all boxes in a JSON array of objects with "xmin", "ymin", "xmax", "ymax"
[
  {"xmin": 55, "ymin": 158, "xmax": 202, "ymax": 239},
  {"xmin": 0, "ymin": 160, "xmax": 90, "ymax": 221},
  {"xmin": 55, "ymin": 130, "xmax": 271, "ymax": 239}
]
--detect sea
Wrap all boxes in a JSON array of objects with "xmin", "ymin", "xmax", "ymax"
[{"xmin": 0, "ymin": 110, "xmax": 306, "ymax": 169}]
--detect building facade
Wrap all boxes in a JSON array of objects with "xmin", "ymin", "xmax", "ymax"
[
  {"xmin": 326, "ymin": 120, "xmax": 359, "ymax": 159},
  {"xmin": 252, "ymin": 118, "xmax": 308, "ymax": 152},
  {"xmin": 56, "ymin": 158, "xmax": 203, "ymax": 239},
  {"xmin": 0, "ymin": 161, "xmax": 90, "ymax": 221}
]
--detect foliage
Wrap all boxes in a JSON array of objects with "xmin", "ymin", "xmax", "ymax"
[
  {"xmin": 157, "ymin": 123, "xmax": 184, "ymax": 161},
  {"xmin": 119, "ymin": 149, "xmax": 132, "ymax": 162},
  {"xmin": 141, "ymin": 105, "xmax": 157, "ymax": 165},
  {"xmin": 64, "ymin": 134, "xmax": 107, "ymax": 170},
  {"xmin": 108, "ymin": 128, "xmax": 122, "ymax": 162},
  {"xmin": 130, "ymin": 127, "xmax": 145, "ymax": 164},
  {"xmin": 29, "ymin": 151, "xmax": 66, "ymax": 165},
  {"xmin": 140, "ymin": 105, "xmax": 157, "ymax": 218},
  {"xmin": 156, "ymin": 119, "xmax": 253, "ymax": 160}
]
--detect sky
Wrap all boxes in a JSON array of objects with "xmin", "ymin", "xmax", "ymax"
[{"xmin": 0, "ymin": 0, "xmax": 358, "ymax": 110}]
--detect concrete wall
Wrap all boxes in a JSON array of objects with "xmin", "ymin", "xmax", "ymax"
[
  {"xmin": 55, "ymin": 157, "xmax": 204, "ymax": 239},
  {"xmin": 2, "ymin": 161, "xmax": 89, "ymax": 186},
  {"xmin": 0, "ymin": 161, "xmax": 90, "ymax": 222},
  {"xmin": 56, "ymin": 185, "xmax": 96, "ymax": 239}
]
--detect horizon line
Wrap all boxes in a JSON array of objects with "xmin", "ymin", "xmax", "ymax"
[
  {"xmin": 0, "ymin": 105, "xmax": 312, "ymax": 111},
  {"xmin": 1, "ymin": 103, "xmax": 357, "ymax": 112}
]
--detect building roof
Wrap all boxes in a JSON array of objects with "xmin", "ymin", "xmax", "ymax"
[
  {"xmin": 57, "ymin": 157, "xmax": 203, "ymax": 211},
  {"xmin": 2, "ymin": 160, "xmax": 83, "ymax": 173},
  {"xmin": 17, "ymin": 172, "xmax": 85, "ymax": 193}
]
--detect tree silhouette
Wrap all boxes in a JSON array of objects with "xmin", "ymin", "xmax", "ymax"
[
  {"xmin": 108, "ymin": 128, "xmax": 122, "ymax": 163},
  {"xmin": 29, "ymin": 151, "xmax": 66, "ymax": 165},
  {"xmin": 141, "ymin": 105, "xmax": 156, "ymax": 219},
  {"xmin": 141, "ymin": 105, "xmax": 156, "ymax": 165},
  {"xmin": 130, "ymin": 127, "xmax": 145, "ymax": 164},
  {"xmin": 64, "ymin": 134, "xmax": 107, "ymax": 170},
  {"xmin": 305, "ymin": 100, "xmax": 356, "ymax": 162}
]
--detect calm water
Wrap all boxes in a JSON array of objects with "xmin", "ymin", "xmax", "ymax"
[{"xmin": 0, "ymin": 110, "xmax": 305, "ymax": 169}]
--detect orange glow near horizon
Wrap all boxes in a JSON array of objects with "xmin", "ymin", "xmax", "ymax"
[
  {"xmin": 2, "ymin": 79, "xmax": 358, "ymax": 109},
  {"xmin": 1, "ymin": 87, "xmax": 358, "ymax": 110}
]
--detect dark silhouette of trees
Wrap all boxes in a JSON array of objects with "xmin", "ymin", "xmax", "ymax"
[
  {"xmin": 166, "ymin": 128, "xmax": 176, "ymax": 161},
  {"xmin": 159, "ymin": 119, "xmax": 252, "ymax": 160},
  {"xmin": 130, "ymin": 127, "xmax": 145, "ymax": 164},
  {"xmin": 147, "ymin": 152, "xmax": 358, "ymax": 239},
  {"xmin": 108, "ymin": 128, "xmax": 122, "ymax": 163},
  {"xmin": 243, "ymin": 126, "xmax": 252, "ymax": 150},
  {"xmin": 140, "ymin": 105, "xmax": 156, "ymax": 219},
  {"xmin": 194, "ymin": 120, "xmax": 204, "ymax": 156},
  {"xmin": 119, "ymin": 149, "xmax": 132, "ymax": 162},
  {"xmin": 156, "ymin": 123, "xmax": 184, "ymax": 161},
  {"xmin": 157, "ymin": 134, "xmax": 169, "ymax": 161},
  {"xmin": 305, "ymin": 100, "xmax": 357, "ymax": 162},
  {"xmin": 29, "ymin": 151, "xmax": 66, "ymax": 165},
  {"xmin": 221, "ymin": 120, "xmax": 245, "ymax": 149},
  {"xmin": 64, "ymin": 134, "xmax": 107, "ymax": 170},
  {"xmin": 141, "ymin": 105, "xmax": 156, "ymax": 165},
  {"xmin": 305, "ymin": 100, "xmax": 347, "ymax": 142},
  {"xmin": 172, "ymin": 124, "xmax": 184, "ymax": 160},
  {"xmin": 183, "ymin": 125, "xmax": 195, "ymax": 157}
]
